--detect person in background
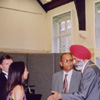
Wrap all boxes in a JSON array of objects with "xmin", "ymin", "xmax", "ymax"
[
  {"xmin": 47, "ymin": 44, "xmax": 100, "ymax": 100},
  {"xmin": 0, "ymin": 54, "xmax": 13, "ymax": 100},
  {"xmin": 6, "ymin": 61, "xmax": 29, "ymax": 100},
  {"xmin": 52, "ymin": 53, "xmax": 81, "ymax": 94}
]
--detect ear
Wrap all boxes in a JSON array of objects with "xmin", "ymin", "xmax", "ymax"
[
  {"xmin": 59, "ymin": 62, "xmax": 63, "ymax": 68},
  {"xmin": 0, "ymin": 64, "xmax": 3, "ymax": 69}
]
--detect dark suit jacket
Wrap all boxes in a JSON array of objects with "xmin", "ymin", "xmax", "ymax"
[
  {"xmin": 0, "ymin": 72, "xmax": 7, "ymax": 100},
  {"xmin": 52, "ymin": 69, "xmax": 81, "ymax": 93},
  {"xmin": 62, "ymin": 60, "xmax": 100, "ymax": 100}
]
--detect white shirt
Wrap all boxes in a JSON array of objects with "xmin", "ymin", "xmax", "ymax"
[
  {"xmin": 81, "ymin": 60, "xmax": 89, "ymax": 73},
  {"xmin": 63, "ymin": 69, "xmax": 73, "ymax": 91},
  {"xmin": 2, "ymin": 70, "xmax": 8, "ymax": 79}
]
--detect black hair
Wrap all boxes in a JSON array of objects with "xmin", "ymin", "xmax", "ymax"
[
  {"xmin": 0, "ymin": 54, "xmax": 13, "ymax": 64},
  {"xmin": 60, "ymin": 53, "xmax": 72, "ymax": 62},
  {"xmin": 6, "ymin": 61, "xmax": 25, "ymax": 95}
]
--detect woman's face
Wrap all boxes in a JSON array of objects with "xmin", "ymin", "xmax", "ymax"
[{"xmin": 23, "ymin": 67, "xmax": 29, "ymax": 80}]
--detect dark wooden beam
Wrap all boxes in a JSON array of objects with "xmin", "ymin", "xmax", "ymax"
[
  {"xmin": 37, "ymin": 0, "xmax": 73, "ymax": 12},
  {"xmin": 37, "ymin": 0, "xmax": 46, "ymax": 12},
  {"xmin": 43, "ymin": 0, "xmax": 73, "ymax": 12},
  {"xmin": 37, "ymin": 0, "xmax": 86, "ymax": 30},
  {"xmin": 74, "ymin": 0, "xmax": 86, "ymax": 30}
]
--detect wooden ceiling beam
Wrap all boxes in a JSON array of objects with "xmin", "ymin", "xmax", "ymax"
[
  {"xmin": 74, "ymin": 0, "xmax": 86, "ymax": 30},
  {"xmin": 37, "ymin": 0, "xmax": 73, "ymax": 12},
  {"xmin": 37, "ymin": 0, "xmax": 46, "ymax": 12},
  {"xmin": 37, "ymin": 0, "xmax": 86, "ymax": 30},
  {"xmin": 44, "ymin": 0, "xmax": 74, "ymax": 12}
]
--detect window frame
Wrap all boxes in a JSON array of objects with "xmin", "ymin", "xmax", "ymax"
[
  {"xmin": 52, "ymin": 11, "xmax": 73, "ymax": 53},
  {"xmin": 94, "ymin": 1, "xmax": 100, "ymax": 68}
]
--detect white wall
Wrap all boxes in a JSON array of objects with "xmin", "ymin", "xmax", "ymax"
[
  {"xmin": 0, "ymin": 0, "xmax": 100, "ymax": 54},
  {"xmin": 47, "ymin": 0, "xmax": 100, "ymax": 56},
  {"xmin": 0, "ymin": 0, "xmax": 51, "ymax": 53}
]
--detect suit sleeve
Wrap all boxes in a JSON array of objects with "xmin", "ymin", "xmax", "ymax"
[{"xmin": 61, "ymin": 67, "xmax": 97, "ymax": 100}]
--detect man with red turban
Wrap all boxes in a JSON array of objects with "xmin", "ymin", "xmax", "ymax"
[{"xmin": 47, "ymin": 45, "xmax": 100, "ymax": 100}]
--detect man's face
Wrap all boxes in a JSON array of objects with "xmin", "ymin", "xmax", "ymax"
[
  {"xmin": 73, "ymin": 56, "xmax": 84, "ymax": 70},
  {"xmin": 1, "ymin": 59, "xmax": 13, "ymax": 73},
  {"xmin": 60, "ymin": 54, "xmax": 73, "ymax": 73}
]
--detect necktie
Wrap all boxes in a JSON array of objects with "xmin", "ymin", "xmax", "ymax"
[{"xmin": 63, "ymin": 74, "xmax": 68, "ymax": 93}]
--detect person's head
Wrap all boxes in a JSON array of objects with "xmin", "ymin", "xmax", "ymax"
[
  {"xmin": 60, "ymin": 53, "xmax": 73, "ymax": 73},
  {"xmin": 0, "ymin": 54, "xmax": 13, "ymax": 73},
  {"xmin": 70, "ymin": 45, "xmax": 91, "ymax": 70},
  {"xmin": 6, "ymin": 61, "xmax": 29, "ymax": 93}
]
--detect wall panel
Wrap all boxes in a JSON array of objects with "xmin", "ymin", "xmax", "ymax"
[{"xmin": 28, "ymin": 53, "xmax": 53, "ymax": 100}]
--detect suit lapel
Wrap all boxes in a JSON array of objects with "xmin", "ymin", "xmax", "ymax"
[
  {"xmin": 83, "ymin": 60, "xmax": 94, "ymax": 72},
  {"xmin": 68, "ymin": 70, "xmax": 75, "ymax": 93}
]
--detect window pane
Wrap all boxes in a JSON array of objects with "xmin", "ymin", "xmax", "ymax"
[
  {"xmin": 59, "ymin": 21, "xmax": 65, "ymax": 34},
  {"xmin": 53, "ymin": 11, "xmax": 71, "ymax": 53},
  {"xmin": 96, "ymin": 57, "xmax": 100, "ymax": 69},
  {"xmin": 59, "ymin": 35, "xmax": 71, "ymax": 53},
  {"xmin": 66, "ymin": 35, "xmax": 71, "ymax": 49},
  {"xmin": 95, "ymin": 2, "xmax": 100, "ymax": 48},
  {"xmin": 67, "ymin": 20, "xmax": 71, "ymax": 33},
  {"xmin": 59, "ymin": 36, "xmax": 66, "ymax": 48}
]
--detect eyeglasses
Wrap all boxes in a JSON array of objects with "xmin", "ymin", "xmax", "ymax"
[{"xmin": 62, "ymin": 59, "xmax": 73, "ymax": 63}]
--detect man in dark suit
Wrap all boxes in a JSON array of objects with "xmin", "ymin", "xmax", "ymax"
[
  {"xmin": 52, "ymin": 53, "xmax": 81, "ymax": 94},
  {"xmin": 0, "ymin": 54, "xmax": 13, "ymax": 100},
  {"xmin": 47, "ymin": 45, "xmax": 100, "ymax": 100}
]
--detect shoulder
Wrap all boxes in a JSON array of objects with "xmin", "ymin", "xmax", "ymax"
[
  {"xmin": 85, "ymin": 63, "xmax": 100, "ymax": 74},
  {"xmin": 0, "ymin": 72, "xmax": 5, "ymax": 77},
  {"xmin": 52, "ymin": 71, "xmax": 63, "ymax": 80},
  {"xmin": 53, "ymin": 71, "xmax": 63, "ymax": 76},
  {"xmin": 83, "ymin": 65, "xmax": 99, "ymax": 79},
  {"xmin": 13, "ymin": 85, "xmax": 24, "ymax": 95},
  {"xmin": 73, "ymin": 69, "xmax": 81, "ymax": 75},
  {"xmin": 0, "ymin": 73, "xmax": 6, "ymax": 82},
  {"xmin": 14, "ymin": 85, "xmax": 24, "ymax": 91},
  {"xmin": 12, "ymin": 85, "xmax": 24, "ymax": 100}
]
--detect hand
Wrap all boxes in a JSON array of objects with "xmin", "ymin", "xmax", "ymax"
[{"xmin": 47, "ymin": 91, "xmax": 61, "ymax": 100}]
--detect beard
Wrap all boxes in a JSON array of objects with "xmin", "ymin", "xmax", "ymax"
[{"xmin": 74, "ymin": 59, "xmax": 84, "ymax": 71}]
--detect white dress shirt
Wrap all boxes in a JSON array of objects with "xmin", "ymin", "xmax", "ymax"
[
  {"xmin": 2, "ymin": 70, "xmax": 8, "ymax": 79},
  {"xmin": 63, "ymin": 69, "xmax": 73, "ymax": 91}
]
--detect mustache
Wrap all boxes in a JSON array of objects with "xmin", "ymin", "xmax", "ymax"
[
  {"xmin": 74, "ymin": 64, "xmax": 78, "ymax": 67},
  {"xmin": 74, "ymin": 63, "xmax": 83, "ymax": 66},
  {"xmin": 74, "ymin": 61, "xmax": 84, "ymax": 66}
]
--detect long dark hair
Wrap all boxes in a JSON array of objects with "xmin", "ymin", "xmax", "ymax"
[{"xmin": 6, "ymin": 61, "xmax": 25, "ymax": 95}]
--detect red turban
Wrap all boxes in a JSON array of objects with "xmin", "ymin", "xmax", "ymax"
[{"xmin": 70, "ymin": 45, "xmax": 91, "ymax": 60}]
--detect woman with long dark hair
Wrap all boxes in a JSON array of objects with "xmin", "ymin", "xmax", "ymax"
[{"xmin": 6, "ymin": 61, "xmax": 29, "ymax": 100}]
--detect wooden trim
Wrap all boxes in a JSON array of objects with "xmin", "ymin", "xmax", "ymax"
[
  {"xmin": 74, "ymin": 0, "xmax": 86, "ymax": 30},
  {"xmin": 37, "ymin": 0, "xmax": 73, "ymax": 12}
]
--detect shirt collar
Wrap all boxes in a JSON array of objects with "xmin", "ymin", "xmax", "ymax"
[
  {"xmin": 63, "ymin": 69, "xmax": 73, "ymax": 76},
  {"xmin": 2, "ymin": 70, "xmax": 8, "ymax": 75},
  {"xmin": 81, "ymin": 60, "xmax": 89, "ymax": 73},
  {"xmin": 2, "ymin": 71, "xmax": 8, "ymax": 79}
]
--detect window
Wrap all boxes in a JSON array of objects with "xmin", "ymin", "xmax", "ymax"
[
  {"xmin": 95, "ymin": 2, "xmax": 100, "ymax": 48},
  {"xmin": 96, "ymin": 57, "xmax": 100, "ymax": 68},
  {"xmin": 53, "ymin": 11, "xmax": 71, "ymax": 53},
  {"xmin": 95, "ymin": 2, "xmax": 100, "ymax": 68}
]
